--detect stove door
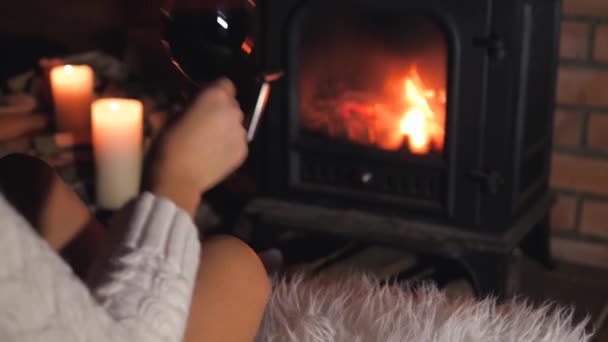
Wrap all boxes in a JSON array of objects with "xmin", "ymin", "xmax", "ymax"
[{"xmin": 260, "ymin": 0, "xmax": 492, "ymax": 226}]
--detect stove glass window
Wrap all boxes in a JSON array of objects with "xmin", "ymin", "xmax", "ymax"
[{"xmin": 298, "ymin": 9, "xmax": 447, "ymax": 156}]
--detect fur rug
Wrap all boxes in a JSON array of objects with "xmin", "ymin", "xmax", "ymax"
[{"xmin": 255, "ymin": 274, "xmax": 592, "ymax": 342}]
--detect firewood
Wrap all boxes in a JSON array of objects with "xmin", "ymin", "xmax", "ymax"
[
  {"xmin": 0, "ymin": 93, "xmax": 37, "ymax": 115},
  {"xmin": 33, "ymin": 132, "xmax": 91, "ymax": 156},
  {"xmin": 42, "ymin": 151, "xmax": 76, "ymax": 168},
  {"xmin": 0, "ymin": 115, "xmax": 48, "ymax": 142},
  {"xmin": 0, "ymin": 136, "xmax": 33, "ymax": 158}
]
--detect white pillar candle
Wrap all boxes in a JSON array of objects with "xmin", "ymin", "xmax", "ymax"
[
  {"xmin": 92, "ymin": 98, "xmax": 144, "ymax": 210},
  {"xmin": 50, "ymin": 64, "xmax": 94, "ymax": 137}
]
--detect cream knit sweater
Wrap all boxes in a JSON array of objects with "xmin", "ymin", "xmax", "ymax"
[{"xmin": 0, "ymin": 192, "xmax": 200, "ymax": 342}]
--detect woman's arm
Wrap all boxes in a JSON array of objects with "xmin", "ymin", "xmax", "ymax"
[
  {"xmin": 0, "ymin": 192, "xmax": 199, "ymax": 341},
  {"xmin": 0, "ymin": 77, "xmax": 248, "ymax": 341},
  {"xmin": 88, "ymin": 192, "xmax": 200, "ymax": 340}
]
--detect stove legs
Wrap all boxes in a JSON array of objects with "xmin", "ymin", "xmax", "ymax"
[
  {"xmin": 458, "ymin": 215, "xmax": 554, "ymax": 298},
  {"xmin": 458, "ymin": 251, "xmax": 514, "ymax": 298},
  {"xmin": 239, "ymin": 199, "xmax": 556, "ymax": 299},
  {"xmin": 520, "ymin": 215, "xmax": 556, "ymax": 269}
]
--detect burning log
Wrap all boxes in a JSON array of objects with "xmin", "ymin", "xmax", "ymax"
[
  {"xmin": 0, "ymin": 115, "xmax": 48, "ymax": 142},
  {"xmin": 301, "ymin": 67, "xmax": 446, "ymax": 155},
  {"xmin": 303, "ymin": 90, "xmax": 404, "ymax": 150}
]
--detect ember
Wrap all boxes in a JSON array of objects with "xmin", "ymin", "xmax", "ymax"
[{"xmin": 302, "ymin": 67, "xmax": 446, "ymax": 155}]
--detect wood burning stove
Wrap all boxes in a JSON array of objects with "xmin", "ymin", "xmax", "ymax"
[{"xmin": 241, "ymin": 0, "xmax": 562, "ymax": 297}]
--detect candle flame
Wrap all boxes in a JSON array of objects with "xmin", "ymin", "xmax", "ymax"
[
  {"xmin": 64, "ymin": 65, "xmax": 73, "ymax": 73},
  {"xmin": 92, "ymin": 98, "xmax": 144, "ymax": 127}
]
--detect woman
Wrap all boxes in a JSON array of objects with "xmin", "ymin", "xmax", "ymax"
[{"xmin": 0, "ymin": 78, "xmax": 270, "ymax": 341}]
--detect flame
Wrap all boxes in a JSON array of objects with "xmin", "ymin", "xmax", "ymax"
[
  {"xmin": 301, "ymin": 65, "xmax": 445, "ymax": 155},
  {"xmin": 398, "ymin": 67, "xmax": 445, "ymax": 154},
  {"xmin": 400, "ymin": 109, "xmax": 429, "ymax": 153}
]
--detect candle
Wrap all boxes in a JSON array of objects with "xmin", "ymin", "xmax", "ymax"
[
  {"xmin": 50, "ymin": 64, "xmax": 94, "ymax": 137},
  {"xmin": 92, "ymin": 98, "xmax": 144, "ymax": 210}
]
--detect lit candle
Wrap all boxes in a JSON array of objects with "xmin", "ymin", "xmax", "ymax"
[
  {"xmin": 91, "ymin": 98, "xmax": 143, "ymax": 210},
  {"xmin": 50, "ymin": 64, "xmax": 94, "ymax": 137}
]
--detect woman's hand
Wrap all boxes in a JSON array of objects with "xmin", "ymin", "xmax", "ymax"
[{"xmin": 145, "ymin": 78, "xmax": 248, "ymax": 215}]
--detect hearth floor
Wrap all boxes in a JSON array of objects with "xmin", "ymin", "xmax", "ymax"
[
  {"xmin": 520, "ymin": 261, "xmax": 608, "ymax": 342},
  {"xmin": 262, "ymin": 233, "xmax": 608, "ymax": 341}
]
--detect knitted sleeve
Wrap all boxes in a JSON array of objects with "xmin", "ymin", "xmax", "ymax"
[{"xmin": 0, "ymin": 192, "xmax": 200, "ymax": 342}]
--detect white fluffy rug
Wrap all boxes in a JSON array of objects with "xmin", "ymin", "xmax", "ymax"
[{"xmin": 256, "ymin": 274, "xmax": 592, "ymax": 342}]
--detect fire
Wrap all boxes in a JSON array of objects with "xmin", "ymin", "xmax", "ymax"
[
  {"xmin": 400, "ymin": 109, "xmax": 429, "ymax": 153},
  {"xmin": 398, "ymin": 68, "xmax": 445, "ymax": 154},
  {"xmin": 301, "ymin": 65, "xmax": 446, "ymax": 155}
]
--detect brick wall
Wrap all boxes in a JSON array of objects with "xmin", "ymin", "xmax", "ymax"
[{"xmin": 551, "ymin": 0, "xmax": 608, "ymax": 268}]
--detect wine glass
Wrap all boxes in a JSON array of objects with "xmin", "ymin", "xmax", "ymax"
[{"xmin": 161, "ymin": 0, "xmax": 257, "ymax": 94}]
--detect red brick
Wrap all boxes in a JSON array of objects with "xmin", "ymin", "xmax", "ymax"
[
  {"xmin": 587, "ymin": 114, "xmax": 608, "ymax": 151},
  {"xmin": 557, "ymin": 68, "xmax": 608, "ymax": 106},
  {"xmin": 553, "ymin": 110, "xmax": 582, "ymax": 147},
  {"xmin": 595, "ymin": 25, "xmax": 608, "ymax": 62},
  {"xmin": 581, "ymin": 199, "xmax": 608, "ymax": 239},
  {"xmin": 551, "ymin": 194, "xmax": 578, "ymax": 231},
  {"xmin": 551, "ymin": 154, "xmax": 608, "ymax": 195},
  {"xmin": 563, "ymin": 0, "xmax": 608, "ymax": 17},
  {"xmin": 560, "ymin": 22, "xmax": 588, "ymax": 60}
]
